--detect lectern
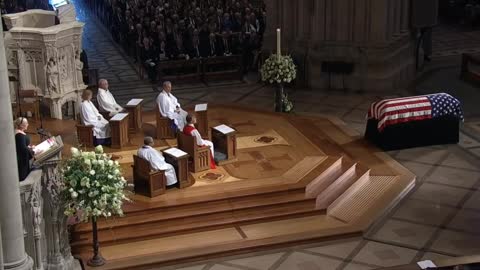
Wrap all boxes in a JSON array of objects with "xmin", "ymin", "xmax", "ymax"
[
  {"xmin": 125, "ymin": 98, "xmax": 143, "ymax": 133},
  {"xmin": 195, "ymin": 103, "xmax": 208, "ymax": 138},
  {"xmin": 211, "ymin": 124, "xmax": 237, "ymax": 165},
  {"xmin": 163, "ymin": 147, "xmax": 194, "ymax": 188},
  {"xmin": 110, "ymin": 113, "xmax": 129, "ymax": 148}
]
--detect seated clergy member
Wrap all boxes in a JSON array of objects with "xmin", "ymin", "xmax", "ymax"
[
  {"xmin": 80, "ymin": 89, "xmax": 111, "ymax": 145},
  {"xmin": 97, "ymin": 79, "xmax": 124, "ymax": 116},
  {"xmin": 156, "ymin": 81, "xmax": 188, "ymax": 132},
  {"xmin": 137, "ymin": 136, "xmax": 178, "ymax": 188},
  {"xmin": 183, "ymin": 114, "xmax": 216, "ymax": 169}
]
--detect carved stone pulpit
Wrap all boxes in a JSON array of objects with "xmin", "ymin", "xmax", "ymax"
[
  {"xmin": 3, "ymin": 7, "xmax": 86, "ymax": 119},
  {"xmin": 19, "ymin": 136, "xmax": 81, "ymax": 270}
]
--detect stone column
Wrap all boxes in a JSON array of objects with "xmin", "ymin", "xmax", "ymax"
[
  {"xmin": 0, "ymin": 24, "xmax": 34, "ymax": 270},
  {"xmin": 0, "ymin": 223, "xmax": 4, "ymax": 270},
  {"xmin": 401, "ymin": 0, "xmax": 410, "ymax": 32},
  {"xmin": 262, "ymin": 0, "xmax": 276, "ymax": 52},
  {"xmin": 41, "ymin": 156, "xmax": 78, "ymax": 270}
]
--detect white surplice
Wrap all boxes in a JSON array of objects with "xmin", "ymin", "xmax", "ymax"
[
  {"xmin": 97, "ymin": 88, "xmax": 124, "ymax": 116},
  {"xmin": 186, "ymin": 124, "xmax": 214, "ymax": 158},
  {"xmin": 80, "ymin": 100, "xmax": 111, "ymax": 139},
  {"xmin": 156, "ymin": 90, "xmax": 188, "ymax": 130},
  {"xmin": 137, "ymin": 145, "xmax": 178, "ymax": 186}
]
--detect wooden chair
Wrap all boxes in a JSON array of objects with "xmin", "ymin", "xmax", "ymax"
[
  {"xmin": 177, "ymin": 132, "xmax": 211, "ymax": 173},
  {"xmin": 76, "ymin": 114, "xmax": 94, "ymax": 148},
  {"xmin": 155, "ymin": 107, "xmax": 176, "ymax": 139},
  {"xmin": 133, "ymin": 155, "xmax": 166, "ymax": 197},
  {"xmin": 16, "ymin": 89, "xmax": 40, "ymax": 121}
]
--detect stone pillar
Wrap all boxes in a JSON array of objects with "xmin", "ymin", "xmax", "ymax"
[
  {"xmin": 401, "ymin": 0, "xmax": 410, "ymax": 32},
  {"xmin": 0, "ymin": 223, "xmax": 4, "ymax": 270},
  {"xmin": 41, "ymin": 156, "xmax": 78, "ymax": 270},
  {"xmin": 263, "ymin": 0, "xmax": 278, "ymax": 52},
  {"xmin": 0, "ymin": 23, "xmax": 34, "ymax": 270}
]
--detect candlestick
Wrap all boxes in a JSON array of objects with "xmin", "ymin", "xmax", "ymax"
[{"xmin": 276, "ymin": 28, "xmax": 281, "ymax": 58}]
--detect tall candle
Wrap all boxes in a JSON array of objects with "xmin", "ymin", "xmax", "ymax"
[{"xmin": 276, "ymin": 28, "xmax": 281, "ymax": 57}]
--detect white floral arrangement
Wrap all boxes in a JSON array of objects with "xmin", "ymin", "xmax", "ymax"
[
  {"xmin": 62, "ymin": 145, "xmax": 129, "ymax": 222},
  {"xmin": 260, "ymin": 54, "xmax": 297, "ymax": 84}
]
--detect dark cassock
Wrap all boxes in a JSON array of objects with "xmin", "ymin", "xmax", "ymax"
[{"xmin": 15, "ymin": 131, "xmax": 33, "ymax": 181}]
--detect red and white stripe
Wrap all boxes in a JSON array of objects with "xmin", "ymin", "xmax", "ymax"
[{"xmin": 368, "ymin": 95, "xmax": 432, "ymax": 131}]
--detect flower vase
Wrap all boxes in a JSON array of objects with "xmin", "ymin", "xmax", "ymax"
[
  {"xmin": 87, "ymin": 217, "xmax": 106, "ymax": 267},
  {"xmin": 275, "ymin": 83, "xmax": 284, "ymax": 112}
]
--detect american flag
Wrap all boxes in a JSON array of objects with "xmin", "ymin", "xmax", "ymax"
[{"xmin": 368, "ymin": 93, "xmax": 464, "ymax": 131}]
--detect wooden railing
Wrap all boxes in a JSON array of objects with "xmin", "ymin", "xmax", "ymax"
[
  {"xmin": 157, "ymin": 58, "xmax": 202, "ymax": 83},
  {"xmin": 202, "ymin": 55, "xmax": 243, "ymax": 82},
  {"xmin": 155, "ymin": 55, "xmax": 243, "ymax": 83}
]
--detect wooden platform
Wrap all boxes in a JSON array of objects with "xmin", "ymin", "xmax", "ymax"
[{"xmin": 26, "ymin": 105, "xmax": 415, "ymax": 270}]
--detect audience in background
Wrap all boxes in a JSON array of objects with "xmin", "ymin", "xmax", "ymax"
[
  {"xmin": 87, "ymin": 0, "xmax": 266, "ymax": 74},
  {"xmin": 440, "ymin": 0, "xmax": 480, "ymax": 27}
]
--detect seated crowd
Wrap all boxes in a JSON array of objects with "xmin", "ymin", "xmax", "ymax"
[
  {"xmin": 87, "ymin": 0, "xmax": 266, "ymax": 82},
  {"xmin": 440, "ymin": 0, "xmax": 480, "ymax": 26}
]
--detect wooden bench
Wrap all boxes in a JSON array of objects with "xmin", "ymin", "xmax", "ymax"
[
  {"xmin": 76, "ymin": 115, "xmax": 94, "ymax": 148},
  {"xmin": 155, "ymin": 107, "xmax": 176, "ymax": 139},
  {"xmin": 133, "ymin": 155, "xmax": 167, "ymax": 197},
  {"xmin": 157, "ymin": 59, "xmax": 202, "ymax": 83},
  {"xmin": 460, "ymin": 53, "xmax": 480, "ymax": 84},
  {"xmin": 202, "ymin": 55, "xmax": 243, "ymax": 82},
  {"xmin": 177, "ymin": 132, "xmax": 211, "ymax": 173}
]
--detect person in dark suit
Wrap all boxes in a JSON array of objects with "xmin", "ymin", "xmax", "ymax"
[
  {"xmin": 218, "ymin": 31, "xmax": 232, "ymax": 55},
  {"xmin": 190, "ymin": 29, "xmax": 201, "ymax": 58},
  {"xmin": 198, "ymin": 24, "xmax": 211, "ymax": 58},
  {"xmin": 140, "ymin": 37, "xmax": 159, "ymax": 83},
  {"xmin": 14, "ymin": 117, "xmax": 34, "ymax": 181}
]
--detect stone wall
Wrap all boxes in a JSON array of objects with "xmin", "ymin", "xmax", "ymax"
[{"xmin": 263, "ymin": 0, "xmax": 416, "ymax": 92}]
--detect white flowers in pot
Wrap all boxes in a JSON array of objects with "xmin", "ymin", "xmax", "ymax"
[
  {"xmin": 62, "ymin": 145, "xmax": 129, "ymax": 221},
  {"xmin": 260, "ymin": 54, "xmax": 297, "ymax": 84},
  {"xmin": 260, "ymin": 54, "xmax": 297, "ymax": 113}
]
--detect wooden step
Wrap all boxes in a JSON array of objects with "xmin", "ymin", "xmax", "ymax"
[
  {"xmin": 79, "ymin": 215, "xmax": 355, "ymax": 270},
  {"xmin": 72, "ymin": 199, "xmax": 321, "ymax": 249},
  {"xmin": 73, "ymin": 188, "xmax": 309, "ymax": 233},
  {"xmin": 327, "ymin": 175, "xmax": 399, "ymax": 223},
  {"xmin": 305, "ymin": 156, "xmax": 355, "ymax": 198},
  {"xmin": 316, "ymin": 166, "xmax": 370, "ymax": 209}
]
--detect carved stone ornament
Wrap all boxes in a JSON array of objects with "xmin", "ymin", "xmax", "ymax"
[
  {"xmin": 29, "ymin": 179, "xmax": 43, "ymax": 237},
  {"xmin": 42, "ymin": 160, "xmax": 64, "ymax": 206}
]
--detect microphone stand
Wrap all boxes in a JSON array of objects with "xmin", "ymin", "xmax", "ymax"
[{"xmin": 36, "ymin": 96, "xmax": 50, "ymax": 141}]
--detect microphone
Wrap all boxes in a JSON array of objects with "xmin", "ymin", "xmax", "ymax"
[{"xmin": 37, "ymin": 128, "xmax": 50, "ymax": 137}]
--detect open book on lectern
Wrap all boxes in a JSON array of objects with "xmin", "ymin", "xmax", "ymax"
[{"xmin": 33, "ymin": 135, "xmax": 64, "ymax": 166}]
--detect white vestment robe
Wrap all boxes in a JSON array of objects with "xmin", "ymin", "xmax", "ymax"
[
  {"xmin": 137, "ymin": 146, "xmax": 178, "ymax": 186},
  {"xmin": 80, "ymin": 100, "xmax": 111, "ymax": 139},
  {"xmin": 97, "ymin": 88, "xmax": 124, "ymax": 116},
  {"xmin": 156, "ymin": 90, "xmax": 188, "ymax": 130},
  {"xmin": 186, "ymin": 124, "xmax": 214, "ymax": 158}
]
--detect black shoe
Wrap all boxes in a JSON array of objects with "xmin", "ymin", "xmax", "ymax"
[{"xmin": 166, "ymin": 182, "xmax": 179, "ymax": 189}]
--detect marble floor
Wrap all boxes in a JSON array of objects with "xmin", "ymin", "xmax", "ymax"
[{"xmin": 72, "ymin": 0, "xmax": 480, "ymax": 269}]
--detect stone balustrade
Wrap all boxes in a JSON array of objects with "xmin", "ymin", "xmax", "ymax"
[
  {"xmin": 19, "ymin": 155, "xmax": 81, "ymax": 270},
  {"xmin": 19, "ymin": 170, "xmax": 44, "ymax": 270}
]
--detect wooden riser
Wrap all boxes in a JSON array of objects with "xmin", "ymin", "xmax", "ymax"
[
  {"xmin": 72, "ymin": 199, "xmax": 321, "ymax": 250},
  {"xmin": 73, "ymin": 188, "xmax": 309, "ymax": 233},
  {"xmin": 78, "ymin": 215, "xmax": 359, "ymax": 270}
]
